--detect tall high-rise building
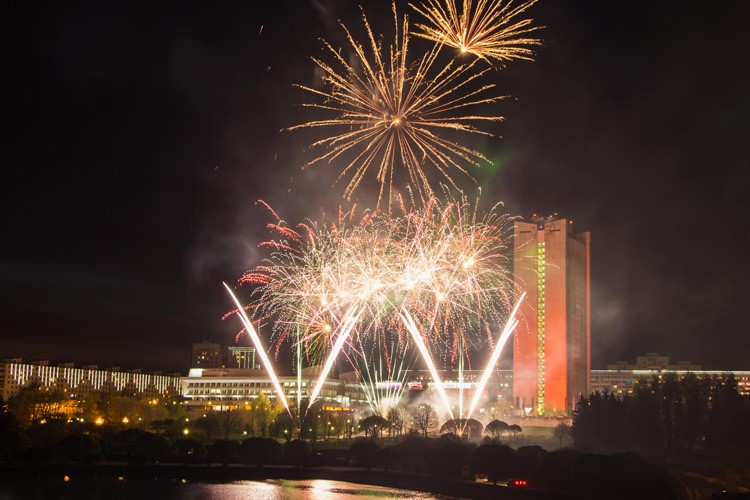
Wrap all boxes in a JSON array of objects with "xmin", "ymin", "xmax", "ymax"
[
  {"xmin": 513, "ymin": 215, "xmax": 590, "ymax": 415},
  {"xmin": 228, "ymin": 346, "xmax": 256, "ymax": 369},
  {"xmin": 191, "ymin": 340, "xmax": 222, "ymax": 368}
]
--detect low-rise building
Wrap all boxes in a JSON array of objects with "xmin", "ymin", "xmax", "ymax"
[
  {"xmin": 181, "ymin": 366, "xmax": 368, "ymax": 410},
  {"xmin": 592, "ymin": 368, "xmax": 750, "ymax": 398},
  {"xmin": 0, "ymin": 358, "xmax": 181, "ymax": 401}
]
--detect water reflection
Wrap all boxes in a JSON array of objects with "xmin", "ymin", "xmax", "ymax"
[{"xmin": 0, "ymin": 478, "xmax": 454, "ymax": 500}]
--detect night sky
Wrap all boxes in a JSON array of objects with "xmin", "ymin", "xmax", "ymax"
[{"xmin": 3, "ymin": 1, "xmax": 749, "ymax": 374}]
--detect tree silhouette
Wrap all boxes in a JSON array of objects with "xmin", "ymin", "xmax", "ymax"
[
  {"xmin": 386, "ymin": 406, "xmax": 407, "ymax": 437},
  {"xmin": 508, "ymin": 424, "xmax": 522, "ymax": 439},
  {"xmin": 411, "ymin": 405, "xmax": 438, "ymax": 437},
  {"xmin": 485, "ymin": 420, "xmax": 509, "ymax": 440},
  {"xmin": 360, "ymin": 414, "xmax": 389, "ymax": 438},
  {"xmin": 439, "ymin": 418, "xmax": 483, "ymax": 439},
  {"xmin": 553, "ymin": 421, "xmax": 571, "ymax": 449},
  {"xmin": 573, "ymin": 374, "xmax": 750, "ymax": 459}
]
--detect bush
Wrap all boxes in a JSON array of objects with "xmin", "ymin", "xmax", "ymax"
[
  {"xmin": 56, "ymin": 433, "xmax": 101, "ymax": 462},
  {"xmin": 470, "ymin": 442, "xmax": 515, "ymax": 485},
  {"xmin": 171, "ymin": 438, "xmax": 206, "ymax": 464},
  {"xmin": 0, "ymin": 430, "xmax": 31, "ymax": 460},
  {"xmin": 240, "ymin": 438, "xmax": 282, "ymax": 467},
  {"xmin": 132, "ymin": 432, "xmax": 168, "ymax": 463},
  {"xmin": 284, "ymin": 439, "xmax": 311, "ymax": 467},
  {"xmin": 349, "ymin": 439, "xmax": 381, "ymax": 470},
  {"xmin": 207, "ymin": 439, "xmax": 240, "ymax": 466},
  {"xmin": 431, "ymin": 440, "xmax": 475, "ymax": 478}
]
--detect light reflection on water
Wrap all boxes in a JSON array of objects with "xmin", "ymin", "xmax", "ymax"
[
  {"xmin": 0, "ymin": 478, "xmax": 456, "ymax": 500},
  {"xmin": 187, "ymin": 479, "xmax": 447, "ymax": 499}
]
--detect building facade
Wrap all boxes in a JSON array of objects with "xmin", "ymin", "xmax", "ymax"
[
  {"xmin": 591, "ymin": 369, "xmax": 750, "ymax": 398},
  {"xmin": 405, "ymin": 369, "xmax": 515, "ymax": 417},
  {"xmin": 191, "ymin": 340, "xmax": 222, "ymax": 368},
  {"xmin": 513, "ymin": 215, "xmax": 591, "ymax": 415},
  {"xmin": 591, "ymin": 353, "xmax": 749, "ymax": 397},
  {"xmin": 0, "ymin": 358, "xmax": 181, "ymax": 401},
  {"xmin": 227, "ymin": 346, "xmax": 256, "ymax": 369},
  {"xmin": 181, "ymin": 366, "xmax": 368, "ymax": 410}
]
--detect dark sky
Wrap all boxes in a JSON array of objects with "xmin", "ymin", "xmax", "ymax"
[{"xmin": 3, "ymin": 1, "xmax": 749, "ymax": 374}]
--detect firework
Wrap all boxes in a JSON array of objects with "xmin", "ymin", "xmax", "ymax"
[
  {"xmin": 223, "ymin": 282, "xmax": 291, "ymax": 414},
  {"xmin": 410, "ymin": 0, "xmax": 541, "ymax": 63},
  {"xmin": 289, "ymin": 4, "xmax": 505, "ymax": 209},
  {"xmin": 465, "ymin": 291, "xmax": 523, "ymax": 420},
  {"xmin": 238, "ymin": 193, "xmax": 518, "ymax": 413}
]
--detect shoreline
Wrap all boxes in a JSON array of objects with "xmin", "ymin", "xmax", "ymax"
[{"xmin": 0, "ymin": 462, "xmax": 559, "ymax": 499}]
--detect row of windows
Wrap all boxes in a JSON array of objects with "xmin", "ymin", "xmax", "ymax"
[{"xmin": 5, "ymin": 364, "xmax": 179, "ymax": 396}]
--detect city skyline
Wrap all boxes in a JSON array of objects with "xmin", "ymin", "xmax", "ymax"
[{"xmin": 3, "ymin": 1, "xmax": 749, "ymax": 373}]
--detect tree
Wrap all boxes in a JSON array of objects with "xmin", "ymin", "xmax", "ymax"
[
  {"xmin": 252, "ymin": 393, "xmax": 278, "ymax": 437},
  {"xmin": 485, "ymin": 420, "xmax": 509, "ymax": 440},
  {"xmin": 411, "ymin": 405, "xmax": 438, "ymax": 437},
  {"xmin": 553, "ymin": 421, "xmax": 571, "ymax": 449},
  {"xmin": 386, "ymin": 406, "xmax": 406, "ymax": 437},
  {"xmin": 195, "ymin": 412, "xmax": 222, "ymax": 441},
  {"xmin": 360, "ymin": 415, "xmax": 389, "ymax": 438},
  {"xmin": 270, "ymin": 410, "xmax": 294, "ymax": 441},
  {"xmin": 7, "ymin": 384, "xmax": 67, "ymax": 428},
  {"xmin": 439, "ymin": 418, "xmax": 483, "ymax": 440},
  {"xmin": 508, "ymin": 424, "xmax": 522, "ymax": 439}
]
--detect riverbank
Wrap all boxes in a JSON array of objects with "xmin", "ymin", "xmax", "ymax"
[{"xmin": 0, "ymin": 462, "xmax": 560, "ymax": 499}]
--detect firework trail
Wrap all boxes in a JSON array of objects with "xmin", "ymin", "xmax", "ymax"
[
  {"xmin": 410, "ymin": 0, "xmax": 541, "ymax": 63},
  {"xmin": 289, "ymin": 3, "xmax": 505, "ymax": 209},
  {"xmin": 223, "ymin": 282, "xmax": 291, "ymax": 415},
  {"xmin": 465, "ymin": 291, "xmax": 524, "ymax": 420}
]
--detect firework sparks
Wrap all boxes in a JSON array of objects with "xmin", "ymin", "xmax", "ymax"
[
  {"xmin": 308, "ymin": 306, "xmax": 362, "ymax": 409},
  {"xmin": 238, "ymin": 193, "xmax": 518, "ymax": 413},
  {"xmin": 289, "ymin": 4, "xmax": 505, "ymax": 209},
  {"xmin": 410, "ymin": 0, "xmax": 541, "ymax": 63}
]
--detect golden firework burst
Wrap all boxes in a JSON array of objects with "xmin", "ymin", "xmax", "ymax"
[
  {"xmin": 410, "ymin": 0, "xmax": 542, "ymax": 63},
  {"xmin": 289, "ymin": 4, "xmax": 505, "ymax": 209}
]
